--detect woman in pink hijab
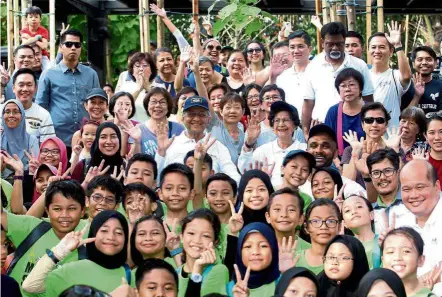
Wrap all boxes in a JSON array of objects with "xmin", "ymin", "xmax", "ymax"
[{"xmin": 37, "ymin": 137, "xmax": 68, "ymax": 173}]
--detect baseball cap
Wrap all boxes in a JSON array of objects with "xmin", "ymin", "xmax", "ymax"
[
  {"xmin": 270, "ymin": 101, "xmax": 298, "ymax": 116},
  {"xmin": 283, "ymin": 150, "xmax": 316, "ymax": 171},
  {"xmin": 83, "ymin": 88, "xmax": 108, "ymax": 102},
  {"xmin": 183, "ymin": 96, "xmax": 209, "ymax": 111},
  {"xmin": 308, "ymin": 124, "xmax": 337, "ymax": 144}
]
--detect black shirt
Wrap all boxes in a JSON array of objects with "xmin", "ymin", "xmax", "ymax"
[{"xmin": 402, "ymin": 79, "xmax": 442, "ymax": 114}]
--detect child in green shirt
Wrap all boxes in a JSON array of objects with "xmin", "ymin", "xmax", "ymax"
[
  {"xmin": 122, "ymin": 183, "xmax": 158, "ymax": 224},
  {"xmin": 135, "ymin": 258, "xmax": 179, "ymax": 297},
  {"xmin": 85, "ymin": 175, "xmax": 124, "ymax": 221},
  {"xmin": 124, "ymin": 153, "xmax": 157, "ymax": 189},
  {"xmin": 357, "ymin": 268, "xmax": 406, "ymax": 297},
  {"xmin": 274, "ymin": 267, "xmax": 319, "ymax": 297}
]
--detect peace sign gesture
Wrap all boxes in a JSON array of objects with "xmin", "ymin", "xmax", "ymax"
[
  {"xmin": 24, "ymin": 149, "xmax": 40, "ymax": 175},
  {"xmin": 228, "ymin": 200, "xmax": 244, "ymax": 236},
  {"xmin": 83, "ymin": 159, "xmax": 111, "ymax": 185},
  {"xmin": 163, "ymin": 219, "xmax": 181, "ymax": 252},
  {"xmin": 233, "ymin": 264, "xmax": 251, "ymax": 297},
  {"xmin": 333, "ymin": 184, "xmax": 347, "ymax": 212},
  {"xmin": 195, "ymin": 134, "xmax": 216, "ymax": 161},
  {"xmin": 111, "ymin": 165, "xmax": 125, "ymax": 181},
  {"xmin": 47, "ymin": 162, "xmax": 71, "ymax": 186},
  {"xmin": 378, "ymin": 210, "xmax": 396, "ymax": 247},
  {"xmin": 278, "ymin": 236, "xmax": 301, "ymax": 273},
  {"xmin": 53, "ymin": 224, "xmax": 95, "ymax": 260}
]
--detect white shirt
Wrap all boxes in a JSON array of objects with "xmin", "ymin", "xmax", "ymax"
[
  {"xmin": 303, "ymin": 52, "xmax": 374, "ymax": 121},
  {"xmin": 276, "ymin": 66, "xmax": 306, "ymax": 115},
  {"xmin": 369, "ymin": 68, "xmax": 411, "ymax": 128},
  {"xmin": 393, "ymin": 195, "xmax": 442, "ymax": 296},
  {"xmin": 237, "ymin": 139, "xmax": 307, "ymax": 188},
  {"xmin": 154, "ymin": 132, "xmax": 241, "ymax": 184},
  {"xmin": 119, "ymin": 81, "xmax": 149, "ymax": 123}
]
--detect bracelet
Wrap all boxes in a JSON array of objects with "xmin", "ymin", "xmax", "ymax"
[
  {"xmin": 13, "ymin": 175, "xmax": 24, "ymax": 180},
  {"xmin": 394, "ymin": 46, "xmax": 404, "ymax": 52},
  {"xmin": 46, "ymin": 249, "xmax": 60, "ymax": 264},
  {"xmin": 170, "ymin": 247, "xmax": 183, "ymax": 257},
  {"xmin": 363, "ymin": 176, "xmax": 372, "ymax": 183},
  {"xmin": 245, "ymin": 141, "xmax": 256, "ymax": 149}
]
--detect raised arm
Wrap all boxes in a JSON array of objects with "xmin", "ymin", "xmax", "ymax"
[
  {"xmin": 1, "ymin": 152, "xmax": 27, "ymax": 214},
  {"xmin": 174, "ymin": 46, "xmax": 193, "ymax": 93},
  {"xmin": 386, "ymin": 21, "xmax": 412, "ymax": 88}
]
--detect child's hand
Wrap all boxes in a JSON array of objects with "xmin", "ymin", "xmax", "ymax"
[
  {"xmin": 127, "ymin": 194, "xmax": 147, "ymax": 224},
  {"xmin": 21, "ymin": 33, "xmax": 31, "ymax": 40},
  {"xmin": 164, "ymin": 219, "xmax": 181, "ymax": 252},
  {"xmin": 24, "ymin": 150, "xmax": 40, "ymax": 175},
  {"xmin": 193, "ymin": 242, "xmax": 217, "ymax": 273},
  {"xmin": 228, "ymin": 201, "xmax": 244, "ymax": 235},
  {"xmin": 278, "ymin": 236, "xmax": 301, "ymax": 273},
  {"xmin": 233, "ymin": 264, "xmax": 251, "ymax": 297}
]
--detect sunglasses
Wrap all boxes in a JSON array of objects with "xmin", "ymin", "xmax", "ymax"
[
  {"xmin": 206, "ymin": 45, "xmax": 221, "ymax": 51},
  {"xmin": 63, "ymin": 41, "xmax": 82, "ymax": 49},
  {"xmin": 363, "ymin": 117, "xmax": 386, "ymax": 124},
  {"xmin": 247, "ymin": 48, "xmax": 262, "ymax": 54}
]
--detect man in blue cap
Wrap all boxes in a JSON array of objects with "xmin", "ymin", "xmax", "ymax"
[{"xmin": 155, "ymin": 95, "xmax": 241, "ymax": 184}]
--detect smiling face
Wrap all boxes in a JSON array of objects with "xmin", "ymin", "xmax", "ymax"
[
  {"xmin": 199, "ymin": 61, "xmax": 214, "ymax": 84},
  {"xmin": 307, "ymin": 134, "xmax": 337, "ymax": 168},
  {"xmin": 81, "ymin": 123, "xmax": 97, "ymax": 150},
  {"xmin": 323, "ymin": 34, "xmax": 345, "ymax": 61},
  {"xmin": 181, "ymin": 218, "xmax": 215, "ymax": 259},
  {"xmin": 305, "ymin": 205, "xmax": 340, "ymax": 245},
  {"xmin": 136, "ymin": 268, "xmax": 178, "ymax": 297},
  {"xmin": 283, "ymin": 276, "xmax": 317, "ymax": 297},
  {"xmin": 14, "ymin": 48, "xmax": 35, "ymax": 69},
  {"xmin": 39, "ymin": 140, "xmax": 61, "ymax": 167},
  {"xmin": 362, "ymin": 109, "xmax": 387, "ymax": 140},
  {"xmin": 246, "ymin": 88, "xmax": 261, "ymax": 112},
  {"xmin": 86, "ymin": 187, "xmax": 118, "ymax": 219},
  {"xmin": 135, "ymin": 219, "xmax": 166, "ymax": 258},
  {"xmin": 426, "ymin": 119, "xmax": 442, "ymax": 153},
  {"xmin": 241, "ymin": 232, "xmax": 272, "ymax": 272},
  {"xmin": 246, "ymin": 43, "xmax": 264, "ymax": 64},
  {"xmin": 46, "ymin": 193, "xmax": 84, "ymax": 236},
  {"xmin": 282, "ymin": 156, "xmax": 310, "ymax": 189},
  {"xmin": 413, "ymin": 50, "xmax": 436, "ymax": 76},
  {"xmin": 227, "ymin": 52, "xmax": 247, "ymax": 77},
  {"xmin": 262, "ymin": 90, "xmax": 282, "ymax": 112},
  {"xmin": 159, "ymin": 172, "xmax": 193, "ymax": 212},
  {"xmin": 148, "ymin": 93, "xmax": 169, "ymax": 120},
  {"xmin": 12, "ymin": 73, "xmax": 36, "ymax": 106},
  {"xmin": 324, "ymin": 242, "xmax": 354, "ymax": 281},
  {"xmin": 183, "ymin": 107, "xmax": 210, "ymax": 135},
  {"xmin": 35, "ymin": 168, "xmax": 54, "ymax": 194},
  {"xmin": 98, "ymin": 127, "xmax": 120, "ymax": 156},
  {"xmin": 311, "ymin": 171, "xmax": 335, "ymax": 199},
  {"xmin": 338, "ymin": 77, "xmax": 361, "ymax": 103},
  {"xmin": 125, "ymin": 191, "xmax": 156, "ymax": 219},
  {"xmin": 156, "ymin": 52, "xmax": 174, "ymax": 76},
  {"xmin": 289, "ymin": 37, "xmax": 311, "ymax": 64},
  {"xmin": 3, "ymin": 102, "xmax": 22, "ymax": 129},
  {"xmin": 113, "ymin": 96, "xmax": 133, "ymax": 119},
  {"xmin": 266, "ymin": 193, "xmax": 304, "ymax": 233},
  {"xmin": 273, "ymin": 111, "xmax": 296, "ymax": 139},
  {"xmin": 206, "ymin": 180, "xmax": 236, "ymax": 215},
  {"xmin": 243, "ymin": 178, "xmax": 270, "ymax": 210},
  {"xmin": 85, "ymin": 97, "xmax": 107, "ymax": 121},
  {"xmin": 221, "ymin": 100, "xmax": 244, "ymax": 125},
  {"xmin": 203, "ymin": 40, "xmax": 221, "ymax": 63},
  {"xmin": 370, "ymin": 159, "xmax": 399, "ymax": 197},
  {"xmin": 125, "ymin": 161, "xmax": 156, "ymax": 189},
  {"xmin": 369, "ymin": 36, "xmax": 393, "ymax": 65},
  {"xmin": 94, "ymin": 218, "xmax": 125, "ymax": 256},
  {"xmin": 209, "ymin": 88, "xmax": 225, "ymax": 115},
  {"xmin": 342, "ymin": 196, "xmax": 373, "ymax": 229}
]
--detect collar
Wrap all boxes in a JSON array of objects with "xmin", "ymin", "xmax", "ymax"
[
  {"xmin": 424, "ymin": 194, "xmax": 442, "ymax": 227},
  {"xmin": 180, "ymin": 131, "xmax": 209, "ymax": 143},
  {"xmin": 319, "ymin": 51, "xmax": 350, "ymax": 68},
  {"xmin": 59, "ymin": 61, "xmax": 80, "ymax": 73},
  {"xmin": 374, "ymin": 189, "xmax": 402, "ymax": 209}
]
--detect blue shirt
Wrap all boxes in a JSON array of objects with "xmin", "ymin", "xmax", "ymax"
[
  {"xmin": 372, "ymin": 189, "xmax": 403, "ymax": 218},
  {"xmin": 36, "ymin": 62, "xmax": 100, "ymax": 146},
  {"xmin": 210, "ymin": 117, "xmax": 245, "ymax": 165},
  {"xmin": 138, "ymin": 122, "xmax": 185, "ymax": 156},
  {"xmin": 187, "ymin": 64, "xmax": 225, "ymax": 88},
  {"xmin": 153, "ymin": 76, "xmax": 190, "ymax": 98}
]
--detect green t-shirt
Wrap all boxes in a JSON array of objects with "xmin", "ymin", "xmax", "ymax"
[
  {"xmin": 177, "ymin": 264, "xmax": 229, "ymax": 297},
  {"xmin": 227, "ymin": 280, "xmax": 277, "ymax": 297},
  {"xmin": 131, "ymin": 257, "xmax": 177, "ymax": 280},
  {"xmin": 1, "ymin": 178, "xmax": 13, "ymax": 211},
  {"xmin": 409, "ymin": 287, "xmax": 437, "ymax": 297},
  {"xmin": 295, "ymin": 249, "xmax": 324, "ymax": 275},
  {"xmin": 161, "ymin": 200, "xmax": 194, "ymax": 217},
  {"xmin": 6, "ymin": 212, "xmax": 87, "ymax": 297},
  {"xmin": 296, "ymin": 236, "xmax": 311, "ymax": 252},
  {"xmin": 46, "ymin": 259, "xmax": 134, "ymax": 297},
  {"xmin": 299, "ymin": 192, "xmax": 313, "ymax": 213}
]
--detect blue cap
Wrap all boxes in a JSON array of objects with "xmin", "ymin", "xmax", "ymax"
[
  {"xmin": 183, "ymin": 96, "xmax": 209, "ymax": 111},
  {"xmin": 283, "ymin": 150, "xmax": 316, "ymax": 171},
  {"xmin": 83, "ymin": 88, "xmax": 108, "ymax": 102}
]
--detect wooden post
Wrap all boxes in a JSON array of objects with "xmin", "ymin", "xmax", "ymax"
[
  {"xmin": 366, "ymin": 0, "xmax": 372, "ymax": 64},
  {"xmin": 49, "ymin": 0, "xmax": 55, "ymax": 61},
  {"xmin": 143, "ymin": 0, "xmax": 149, "ymax": 53},
  {"xmin": 322, "ymin": 0, "xmax": 330, "ymax": 24},
  {"xmin": 192, "ymin": 0, "xmax": 198, "ymax": 22},
  {"xmin": 21, "ymin": 0, "xmax": 28, "ymax": 28},
  {"xmin": 139, "ymin": 0, "xmax": 144, "ymax": 52},
  {"xmin": 105, "ymin": 38, "xmax": 112, "ymax": 84},
  {"xmin": 13, "ymin": 0, "xmax": 20, "ymax": 47},
  {"xmin": 346, "ymin": 0, "xmax": 356, "ymax": 31},
  {"xmin": 405, "ymin": 15, "xmax": 409, "ymax": 54},
  {"xmin": 377, "ymin": 0, "xmax": 384, "ymax": 32},
  {"xmin": 336, "ymin": 3, "xmax": 347, "ymax": 28},
  {"xmin": 330, "ymin": 0, "xmax": 337, "ymax": 22},
  {"xmin": 315, "ymin": 0, "xmax": 322, "ymax": 53},
  {"xmin": 7, "ymin": 0, "xmax": 14, "ymax": 69},
  {"xmin": 156, "ymin": 0, "xmax": 164, "ymax": 48}
]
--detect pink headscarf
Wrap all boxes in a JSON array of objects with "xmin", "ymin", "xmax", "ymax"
[
  {"xmin": 38, "ymin": 137, "xmax": 68, "ymax": 173},
  {"xmin": 32, "ymin": 163, "xmax": 59, "ymax": 203}
]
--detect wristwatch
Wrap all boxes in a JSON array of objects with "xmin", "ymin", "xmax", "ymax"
[
  {"xmin": 394, "ymin": 46, "xmax": 404, "ymax": 52},
  {"xmin": 190, "ymin": 273, "xmax": 203, "ymax": 283},
  {"xmin": 46, "ymin": 249, "xmax": 60, "ymax": 264}
]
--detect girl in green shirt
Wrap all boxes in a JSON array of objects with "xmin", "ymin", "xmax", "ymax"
[
  {"xmin": 274, "ymin": 267, "xmax": 319, "ymax": 297},
  {"xmin": 46, "ymin": 210, "xmax": 133, "ymax": 296},
  {"xmin": 295, "ymin": 199, "xmax": 342, "ymax": 275},
  {"xmin": 357, "ymin": 268, "xmax": 406, "ymax": 297},
  {"xmin": 342, "ymin": 195, "xmax": 381, "ymax": 269},
  {"xmin": 382, "ymin": 227, "xmax": 436, "ymax": 297}
]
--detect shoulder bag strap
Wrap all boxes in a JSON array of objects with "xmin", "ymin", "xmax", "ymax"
[{"xmin": 337, "ymin": 101, "xmax": 345, "ymax": 155}]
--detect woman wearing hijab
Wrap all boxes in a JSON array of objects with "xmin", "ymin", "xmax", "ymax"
[
  {"xmin": 274, "ymin": 267, "xmax": 319, "ymax": 297},
  {"xmin": 356, "ymin": 268, "xmax": 406, "ymax": 297},
  {"xmin": 37, "ymin": 137, "xmax": 68, "ymax": 174},
  {"xmin": 236, "ymin": 170, "xmax": 274, "ymax": 226},
  {"xmin": 71, "ymin": 122, "xmax": 124, "ymax": 184},
  {"xmin": 318, "ymin": 235, "xmax": 370, "ymax": 297},
  {"xmin": 1, "ymin": 99, "xmax": 38, "ymax": 180},
  {"xmin": 311, "ymin": 167, "xmax": 343, "ymax": 200},
  {"xmin": 228, "ymin": 222, "xmax": 280, "ymax": 297},
  {"xmin": 45, "ymin": 210, "xmax": 132, "ymax": 296}
]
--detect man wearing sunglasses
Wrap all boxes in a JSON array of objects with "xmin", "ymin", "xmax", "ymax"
[{"xmin": 36, "ymin": 29, "xmax": 100, "ymax": 157}]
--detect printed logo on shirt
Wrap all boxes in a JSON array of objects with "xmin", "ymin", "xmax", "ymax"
[{"xmin": 429, "ymin": 92, "xmax": 440, "ymax": 101}]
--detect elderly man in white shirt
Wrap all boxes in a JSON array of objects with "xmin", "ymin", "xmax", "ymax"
[
  {"xmin": 155, "ymin": 96, "xmax": 241, "ymax": 184},
  {"xmin": 391, "ymin": 160, "xmax": 442, "ymax": 296},
  {"xmin": 302, "ymin": 22, "xmax": 374, "ymax": 139}
]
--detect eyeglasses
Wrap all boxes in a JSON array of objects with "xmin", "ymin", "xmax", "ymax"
[
  {"xmin": 363, "ymin": 117, "xmax": 386, "ymax": 124},
  {"xmin": 206, "ymin": 45, "xmax": 222, "ymax": 51},
  {"xmin": 308, "ymin": 219, "xmax": 339, "ymax": 228},
  {"xmin": 134, "ymin": 63, "xmax": 150, "ymax": 69},
  {"xmin": 3, "ymin": 110, "xmax": 21, "ymax": 116},
  {"xmin": 247, "ymin": 48, "xmax": 262, "ymax": 54},
  {"xmin": 184, "ymin": 111, "xmax": 209, "ymax": 118},
  {"xmin": 71, "ymin": 285, "xmax": 112, "ymax": 297},
  {"xmin": 263, "ymin": 95, "xmax": 281, "ymax": 101},
  {"xmin": 149, "ymin": 100, "xmax": 167, "ymax": 106},
  {"xmin": 63, "ymin": 41, "xmax": 82, "ymax": 49},
  {"xmin": 246, "ymin": 94, "xmax": 260, "ymax": 100},
  {"xmin": 339, "ymin": 82, "xmax": 359, "ymax": 90},
  {"xmin": 370, "ymin": 167, "xmax": 396, "ymax": 179},
  {"xmin": 324, "ymin": 42, "xmax": 345, "ymax": 48},
  {"xmin": 40, "ymin": 148, "xmax": 60, "ymax": 155},
  {"xmin": 91, "ymin": 194, "xmax": 116, "ymax": 205},
  {"xmin": 323, "ymin": 255, "xmax": 354, "ymax": 263}
]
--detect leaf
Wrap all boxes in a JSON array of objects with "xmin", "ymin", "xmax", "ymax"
[
  {"xmin": 244, "ymin": 0, "xmax": 259, "ymax": 3},
  {"xmin": 213, "ymin": 18, "xmax": 228, "ymax": 36},
  {"xmin": 245, "ymin": 19, "xmax": 262, "ymax": 35},
  {"xmin": 239, "ymin": 6, "xmax": 260, "ymax": 17},
  {"xmin": 218, "ymin": 3, "xmax": 238, "ymax": 19}
]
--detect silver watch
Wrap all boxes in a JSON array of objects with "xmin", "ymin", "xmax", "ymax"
[{"xmin": 190, "ymin": 273, "xmax": 203, "ymax": 283}]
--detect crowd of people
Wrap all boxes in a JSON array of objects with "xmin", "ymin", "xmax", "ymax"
[{"xmin": 1, "ymin": 4, "xmax": 442, "ymax": 297}]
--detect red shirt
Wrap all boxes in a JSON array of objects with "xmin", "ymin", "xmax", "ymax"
[
  {"xmin": 20, "ymin": 26, "xmax": 49, "ymax": 57},
  {"xmin": 429, "ymin": 155, "xmax": 442, "ymax": 184}
]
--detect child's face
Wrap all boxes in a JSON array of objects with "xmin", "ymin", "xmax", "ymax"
[
  {"xmin": 221, "ymin": 101, "xmax": 244, "ymax": 124},
  {"xmin": 241, "ymin": 232, "xmax": 272, "ymax": 272},
  {"xmin": 243, "ymin": 178, "xmax": 269, "ymax": 210},
  {"xmin": 81, "ymin": 124, "xmax": 97, "ymax": 150},
  {"xmin": 159, "ymin": 173, "xmax": 193, "ymax": 212},
  {"xmin": 136, "ymin": 268, "xmax": 177, "ymax": 297},
  {"xmin": 181, "ymin": 218, "xmax": 215, "ymax": 260},
  {"xmin": 311, "ymin": 171, "xmax": 335, "ymax": 199},
  {"xmin": 1, "ymin": 230, "xmax": 9, "ymax": 268},
  {"xmin": 284, "ymin": 277, "xmax": 317, "ymax": 297},
  {"xmin": 382, "ymin": 234, "xmax": 423, "ymax": 280},
  {"xmin": 135, "ymin": 219, "xmax": 166, "ymax": 258},
  {"xmin": 266, "ymin": 193, "xmax": 303, "ymax": 233},
  {"xmin": 305, "ymin": 205, "xmax": 340, "ymax": 245},
  {"xmin": 39, "ymin": 140, "xmax": 61, "ymax": 168},
  {"xmin": 125, "ymin": 161, "xmax": 156, "ymax": 189},
  {"xmin": 324, "ymin": 242, "xmax": 354, "ymax": 281},
  {"xmin": 86, "ymin": 187, "xmax": 118, "ymax": 219},
  {"xmin": 95, "ymin": 218, "xmax": 125, "ymax": 256},
  {"xmin": 35, "ymin": 168, "xmax": 53, "ymax": 194},
  {"xmin": 367, "ymin": 280, "xmax": 398, "ymax": 297},
  {"xmin": 282, "ymin": 156, "xmax": 310, "ymax": 188},
  {"xmin": 342, "ymin": 196, "xmax": 373, "ymax": 229},
  {"xmin": 26, "ymin": 14, "xmax": 41, "ymax": 26},
  {"xmin": 206, "ymin": 180, "xmax": 235, "ymax": 215},
  {"xmin": 46, "ymin": 193, "xmax": 85, "ymax": 236},
  {"xmin": 125, "ymin": 191, "xmax": 156, "ymax": 223},
  {"xmin": 185, "ymin": 157, "xmax": 213, "ymax": 187}
]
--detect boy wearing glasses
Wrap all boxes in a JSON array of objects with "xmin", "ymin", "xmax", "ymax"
[{"xmin": 85, "ymin": 175, "xmax": 123, "ymax": 221}]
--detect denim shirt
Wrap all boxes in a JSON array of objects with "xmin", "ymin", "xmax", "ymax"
[{"xmin": 36, "ymin": 62, "xmax": 100, "ymax": 146}]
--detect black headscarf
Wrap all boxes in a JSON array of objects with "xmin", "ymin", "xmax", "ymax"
[
  {"xmin": 312, "ymin": 167, "xmax": 343, "ymax": 195},
  {"xmin": 317, "ymin": 235, "xmax": 370, "ymax": 297},
  {"xmin": 274, "ymin": 267, "xmax": 319, "ymax": 297},
  {"xmin": 236, "ymin": 170, "xmax": 274, "ymax": 226},
  {"xmin": 356, "ymin": 268, "xmax": 406, "ymax": 297},
  {"xmin": 88, "ymin": 122, "xmax": 124, "ymax": 177},
  {"xmin": 87, "ymin": 210, "xmax": 129, "ymax": 269}
]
